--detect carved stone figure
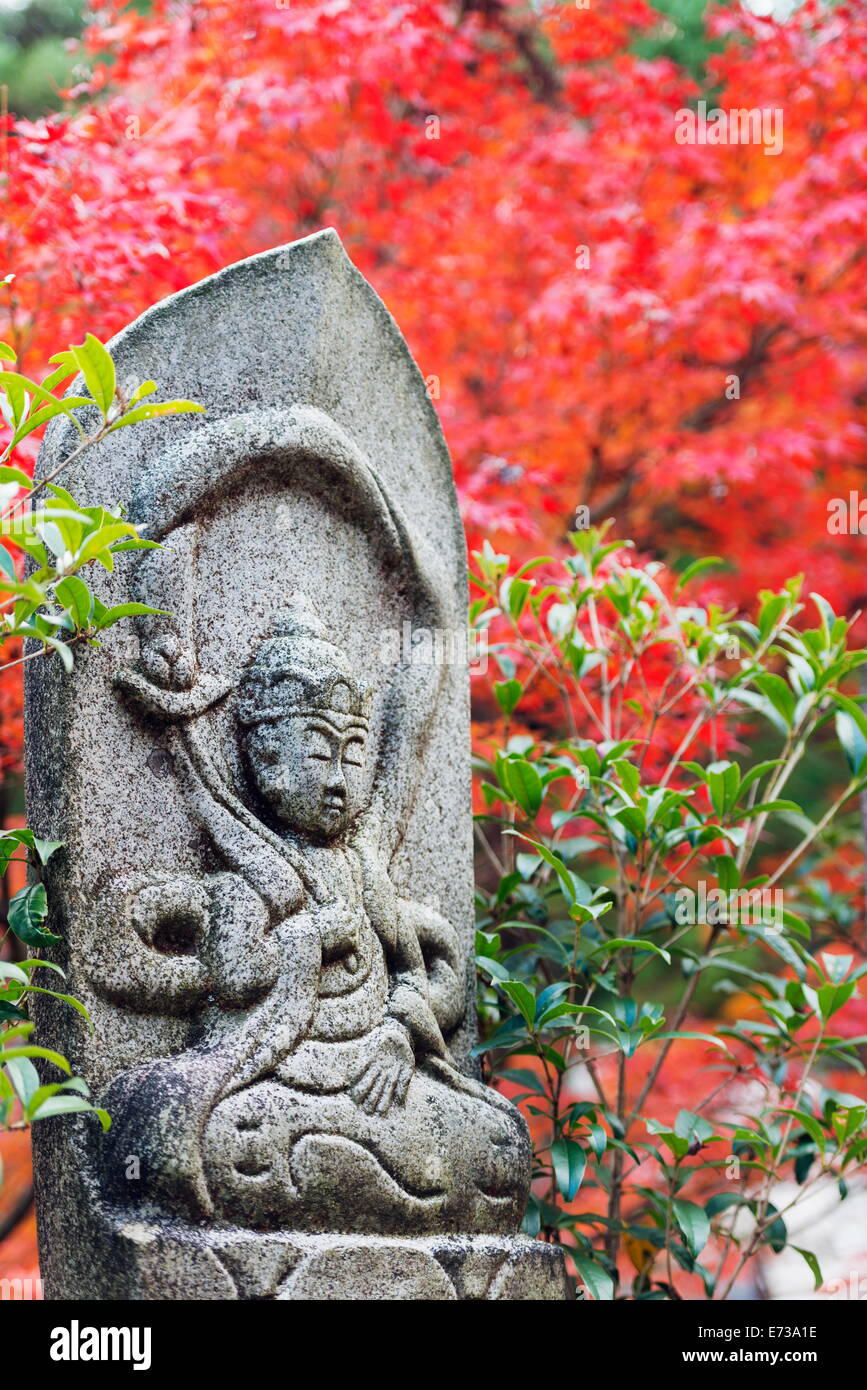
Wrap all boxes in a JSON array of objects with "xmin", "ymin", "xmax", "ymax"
[{"xmin": 27, "ymin": 231, "xmax": 568, "ymax": 1299}]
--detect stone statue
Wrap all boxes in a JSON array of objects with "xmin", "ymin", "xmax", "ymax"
[
  {"xmin": 27, "ymin": 231, "xmax": 567, "ymax": 1299},
  {"xmin": 101, "ymin": 590, "xmax": 531, "ymax": 1241}
]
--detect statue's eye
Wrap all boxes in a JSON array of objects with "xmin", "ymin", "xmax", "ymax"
[
  {"xmin": 305, "ymin": 735, "xmax": 332, "ymax": 762},
  {"xmin": 343, "ymin": 740, "xmax": 364, "ymax": 767}
]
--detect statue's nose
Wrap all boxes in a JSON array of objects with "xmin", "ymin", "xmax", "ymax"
[{"xmin": 324, "ymin": 763, "xmax": 346, "ymax": 794}]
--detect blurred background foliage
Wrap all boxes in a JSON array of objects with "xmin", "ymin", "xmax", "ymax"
[
  {"xmin": 0, "ymin": 0, "xmax": 81, "ymax": 117},
  {"xmin": 0, "ymin": 0, "xmax": 751, "ymax": 116}
]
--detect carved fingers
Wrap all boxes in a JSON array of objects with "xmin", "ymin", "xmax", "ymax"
[{"xmin": 349, "ymin": 1025, "xmax": 414, "ymax": 1116}]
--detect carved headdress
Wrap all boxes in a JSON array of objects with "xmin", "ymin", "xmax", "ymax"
[{"xmin": 238, "ymin": 592, "xmax": 372, "ymax": 729}]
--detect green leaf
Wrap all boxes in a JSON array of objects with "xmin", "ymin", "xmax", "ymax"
[
  {"xmin": 109, "ymin": 538, "xmax": 161, "ymax": 553},
  {"xmin": 54, "ymin": 575, "xmax": 93, "ymax": 629},
  {"xmin": 0, "ymin": 1001, "xmax": 29, "ymax": 1022},
  {"xmin": 503, "ymin": 758, "xmax": 543, "ymax": 818},
  {"xmin": 706, "ymin": 760, "xmax": 740, "ymax": 818},
  {"xmin": 713, "ymin": 854, "xmax": 740, "ymax": 892},
  {"xmin": 0, "ymin": 1045, "xmax": 70, "ymax": 1073},
  {"xmin": 0, "ymin": 464, "xmax": 32, "ymax": 488},
  {"xmin": 835, "ymin": 709, "xmax": 867, "ymax": 776},
  {"xmin": 754, "ymin": 673, "xmax": 796, "ymax": 728},
  {"xmin": 515, "ymin": 851, "xmax": 541, "ymax": 880},
  {"xmin": 474, "ymin": 954, "xmax": 511, "ymax": 983},
  {"xmin": 505, "ymin": 577, "xmax": 532, "ymax": 621},
  {"xmin": 611, "ymin": 757, "xmax": 640, "ymax": 800},
  {"xmin": 546, "ymin": 601, "xmax": 576, "ymax": 639},
  {"xmin": 784, "ymin": 1109, "xmax": 825, "ymax": 1150},
  {"xmin": 74, "ymin": 522, "xmax": 137, "ymax": 567},
  {"xmin": 573, "ymin": 1255, "xmax": 614, "ymax": 1301},
  {"xmin": 588, "ymin": 938, "xmax": 671, "ymax": 964},
  {"xmin": 73, "ymin": 333, "xmax": 116, "ymax": 415},
  {"xmin": 0, "ymin": 371, "xmax": 89, "ymax": 422},
  {"xmin": 781, "ymin": 909, "xmax": 811, "ymax": 941},
  {"xmin": 129, "ymin": 379, "xmax": 157, "ymax": 405},
  {"xmin": 821, "ymin": 952, "xmax": 853, "ymax": 985},
  {"xmin": 105, "ymin": 399, "xmax": 204, "ymax": 432},
  {"xmin": 40, "ymin": 360, "xmax": 75, "ymax": 391},
  {"xmin": 25, "ymin": 1076, "xmax": 89, "ymax": 1120},
  {"xmin": 0, "ymin": 961, "xmax": 28, "ymax": 985},
  {"xmin": 792, "ymin": 1246, "xmax": 823, "ymax": 1291},
  {"xmin": 550, "ymin": 1136, "xmax": 586, "ymax": 1201},
  {"xmin": 30, "ymin": 1093, "xmax": 111, "ymax": 1130},
  {"xmin": 93, "ymin": 602, "xmax": 166, "ymax": 631},
  {"xmin": 828, "ymin": 690, "xmax": 867, "ymax": 743},
  {"xmin": 738, "ymin": 759, "xmax": 784, "ymax": 797},
  {"xmin": 494, "ymin": 679, "xmax": 523, "ymax": 717},
  {"xmin": 510, "ymin": 835, "xmax": 589, "ymax": 907},
  {"xmin": 4, "ymin": 1055, "xmax": 40, "ymax": 1106},
  {"xmin": 705, "ymin": 1192, "xmax": 749, "ymax": 1219},
  {"xmin": 810, "ymin": 590, "xmax": 837, "ymax": 634},
  {"xmin": 675, "ymin": 557, "xmax": 723, "ymax": 593},
  {"xmin": 7, "ymin": 398, "xmax": 85, "ymax": 450},
  {"xmin": 16, "ymin": 984, "xmax": 91, "ymax": 1024},
  {"xmin": 757, "ymin": 591, "xmax": 789, "ymax": 641},
  {"xmin": 730, "ymin": 688, "xmax": 789, "ymax": 736},
  {"xmin": 32, "ymin": 838, "xmax": 63, "ymax": 865},
  {"xmin": 817, "ymin": 981, "xmax": 856, "ymax": 1021},
  {"xmin": 764, "ymin": 1203, "xmax": 787, "ymax": 1253},
  {"xmin": 470, "ymin": 1015, "xmax": 529, "ymax": 1056},
  {"xmin": 672, "ymin": 1199, "xmax": 710, "ymax": 1258},
  {"xmin": 44, "ymin": 636, "xmax": 74, "ymax": 672},
  {"xmin": 500, "ymin": 980, "xmax": 536, "ymax": 1029},
  {"xmin": 521, "ymin": 1192, "xmax": 542, "ymax": 1237},
  {"xmin": 652, "ymin": 1030, "xmax": 730, "ymax": 1052},
  {"xmin": 586, "ymin": 1122, "xmax": 607, "ymax": 1157},
  {"xmin": 497, "ymin": 1067, "xmax": 548, "ymax": 1097},
  {"xmin": 7, "ymin": 883, "xmax": 58, "ymax": 948},
  {"xmin": 674, "ymin": 1109, "xmax": 714, "ymax": 1145}
]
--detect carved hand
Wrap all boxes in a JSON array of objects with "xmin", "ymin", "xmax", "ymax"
[
  {"xmin": 313, "ymin": 899, "xmax": 361, "ymax": 961},
  {"xmin": 349, "ymin": 1022, "xmax": 414, "ymax": 1115}
]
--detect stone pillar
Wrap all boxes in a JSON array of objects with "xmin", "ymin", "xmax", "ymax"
[{"xmin": 26, "ymin": 231, "xmax": 567, "ymax": 1300}]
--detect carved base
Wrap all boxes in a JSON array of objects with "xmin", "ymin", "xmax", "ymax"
[{"xmin": 111, "ymin": 1224, "xmax": 570, "ymax": 1301}]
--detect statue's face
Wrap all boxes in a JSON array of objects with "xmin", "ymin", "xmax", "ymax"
[{"xmin": 246, "ymin": 715, "xmax": 366, "ymax": 838}]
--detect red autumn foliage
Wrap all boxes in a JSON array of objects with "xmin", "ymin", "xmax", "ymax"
[
  {"xmin": 1, "ymin": 0, "xmax": 864, "ymax": 586},
  {"xmin": 1, "ymin": 0, "xmax": 865, "ymax": 765}
]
